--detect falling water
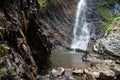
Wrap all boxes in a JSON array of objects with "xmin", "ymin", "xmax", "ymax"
[{"xmin": 71, "ymin": 0, "xmax": 90, "ymax": 51}]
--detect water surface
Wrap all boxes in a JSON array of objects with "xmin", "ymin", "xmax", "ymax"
[{"xmin": 51, "ymin": 51, "xmax": 90, "ymax": 68}]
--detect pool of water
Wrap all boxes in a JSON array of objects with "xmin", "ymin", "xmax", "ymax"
[{"xmin": 51, "ymin": 51, "xmax": 90, "ymax": 68}]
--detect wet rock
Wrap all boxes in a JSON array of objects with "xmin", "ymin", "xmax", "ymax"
[
  {"xmin": 65, "ymin": 69, "xmax": 75, "ymax": 80},
  {"xmin": 85, "ymin": 73, "xmax": 97, "ymax": 80},
  {"xmin": 101, "ymin": 69, "xmax": 115, "ymax": 77},
  {"xmin": 52, "ymin": 67, "xmax": 65, "ymax": 77},
  {"xmin": 84, "ymin": 69, "xmax": 89, "ymax": 73},
  {"xmin": 92, "ymin": 63, "xmax": 116, "ymax": 80},
  {"xmin": 57, "ymin": 76, "xmax": 67, "ymax": 80},
  {"xmin": 99, "ymin": 36, "xmax": 120, "ymax": 58},
  {"xmin": 72, "ymin": 69, "xmax": 84, "ymax": 74},
  {"xmin": 111, "ymin": 64, "xmax": 120, "ymax": 75},
  {"xmin": 104, "ymin": 59, "xmax": 116, "ymax": 66},
  {"xmin": 116, "ymin": 60, "xmax": 120, "ymax": 64},
  {"xmin": 98, "ymin": 69, "xmax": 115, "ymax": 80},
  {"xmin": 86, "ymin": 71, "xmax": 100, "ymax": 79}
]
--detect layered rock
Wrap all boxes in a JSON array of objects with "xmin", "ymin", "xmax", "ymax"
[
  {"xmin": 0, "ymin": 0, "xmax": 52, "ymax": 78},
  {"xmin": 92, "ymin": 21, "xmax": 120, "ymax": 60},
  {"xmin": 37, "ymin": 0, "xmax": 77, "ymax": 49}
]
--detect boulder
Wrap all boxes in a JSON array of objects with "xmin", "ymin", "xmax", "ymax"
[
  {"xmin": 65, "ymin": 69, "xmax": 75, "ymax": 80},
  {"xmin": 111, "ymin": 64, "xmax": 120, "ymax": 75},
  {"xmin": 98, "ymin": 69, "xmax": 115, "ymax": 80},
  {"xmin": 52, "ymin": 67, "xmax": 65, "ymax": 77}
]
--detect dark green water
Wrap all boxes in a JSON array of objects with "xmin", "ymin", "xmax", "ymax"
[{"xmin": 51, "ymin": 51, "xmax": 90, "ymax": 68}]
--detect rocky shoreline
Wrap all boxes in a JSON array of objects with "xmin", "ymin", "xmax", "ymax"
[{"xmin": 38, "ymin": 59, "xmax": 120, "ymax": 80}]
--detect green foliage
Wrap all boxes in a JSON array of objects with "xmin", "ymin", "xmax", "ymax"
[
  {"xmin": 105, "ymin": 14, "xmax": 120, "ymax": 34},
  {"xmin": 38, "ymin": 0, "xmax": 47, "ymax": 8},
  {"xmin": 97, "ymin": 8, "xmax": 112, "ymax": 33},
  {"xmin": 0, "ymin": 44, "xmax": 10, "ymax": 50},
  {"xmin": 111, "ymin": 15, "xmax": 120, "ymax": 27},
  {"xmin": 0, "ymin": 27, "xmax": 5, "ymax": 30},
  {"xmin": 94, "ymin": 0, "xmax": 120, "ymax": 35},
  {"xmin": 97, "ymin": 8, "xmax": 112, "ymax": 20},
  {"xmin": 0, "ymin": 27, "xmax": 10, "ymax": 54},
  {"xmin": 0, "ymin": 44, "xmax": 10, "ymax": 55}
]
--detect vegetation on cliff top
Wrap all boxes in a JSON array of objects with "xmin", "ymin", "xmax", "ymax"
[{"xmin": 94, "ymin": 0, "xmax": 120, "ymax": 34}]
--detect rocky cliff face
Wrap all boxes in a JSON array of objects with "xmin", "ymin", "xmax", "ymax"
[
  {"xmin": 39, "ymin": 0, "xmax": 104, "ymax": 51},
  {"xmin": 84, "ymin": 21, "xmax": 120, "ymax": 62},
  {"xmin": 0, "ymin": 0, "xmax": 53, "ymax": 79},
  {"xmin": 37, "ymin": 0, "xmax": 77, "ymax": 50}
]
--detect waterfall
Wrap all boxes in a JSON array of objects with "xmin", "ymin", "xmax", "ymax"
[{"xmin": 71, "ymin": 0, "xmax": 91, "ymax": 51}]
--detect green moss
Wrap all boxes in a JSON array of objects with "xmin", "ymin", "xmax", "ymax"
[{"xmin": 38, "ymin": 0, "xmax": 47, "ymax": 8}]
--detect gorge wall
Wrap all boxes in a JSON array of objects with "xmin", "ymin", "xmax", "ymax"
[
  {"xmin": 38, "ymin": 0, "xmax": 104, "ymax": 51},
  {"xmin": 37, "ymin": 0, "xmax": 77, "ymax": 50},
  {"xmin": 0, "ymin": 0, "xmax": 53, "ymax": 78}
]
